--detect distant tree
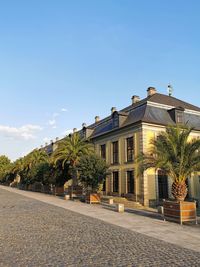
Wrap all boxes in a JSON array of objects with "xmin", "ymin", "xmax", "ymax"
[
  {"xmin": 0, "ymin": 155, "xmax": 11, "ymax": 183},
  {"xmin": 52, "ymin": 133, "xmax": 94, "ymax": 186},
  {"xmin": 9, "ymin": 150, "xmax": 49, "ymax": 185},
  {"xmin": 78, "ymin": 154, "xmax": 109, "ymax": 193}
]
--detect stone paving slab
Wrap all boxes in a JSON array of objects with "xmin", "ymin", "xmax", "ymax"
[
  {"xmin": 1, "ymin": 186, "xmax": 200, "ymax": 254},
  {"xmin": 1, "ymin": 187, "xmax": 200, "ymax": 267}
]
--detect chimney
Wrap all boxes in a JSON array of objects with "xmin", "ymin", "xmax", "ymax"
[
  {"xmin": 82, "ymin": 123, "xmax": 87, "ymax": 128},
  {"xmin": 111, "ymin": 107, "xmax": 117, "ymax": 114},
  {"xmin": 45, "ymin": 142, "xmax": 48, "ymax": 146},
  {"xmin": 95, "ymin": 116, "xmax": 100, "ymax": 123},
  {"xmin": 73, "ymin": 128, "xmax": 77, "ymax": 133},
  {"xmin": 132, "ymin": 95, "xmax": 140, "ymax": 104},
  {"xmin": 55, "ymin": 137, "xmax": 59, "ymax": 141},
  {"xmin": 147, "ymin": 87, "xmax": 157, "ymax": 97}
]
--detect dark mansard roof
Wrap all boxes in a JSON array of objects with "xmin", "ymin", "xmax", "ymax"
[{"xmin": 82, "ymin": 93, "xmax": 200, "ymax": 139}]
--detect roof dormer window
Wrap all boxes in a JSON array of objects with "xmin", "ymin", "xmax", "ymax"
[
  {"xmin": 168, "ymin": 106, "xmax": 185, "ymax": 124},
  {"xmin": 176, "ymin": 110, "xmax": 184, "ymax": 124},
  {"xmin": 113, "ymin": 112, "xmax": 119, "ymax": 128}
]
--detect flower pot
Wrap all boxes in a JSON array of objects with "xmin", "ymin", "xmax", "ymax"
[
  {"xmin": 33, "ymin": 182, "xmax": 42, "ymax": 192},
  {"xmin": 55, "ymin": 186, "xmax": 64, "ymax": 196},
  {"xmin": 68, "ymin": 185, "xmax": 83, "ymax": 199},
  {"xmin": 163, "ymin": 200, "xmax": 197, "ymax": 225},
  {"xmin": 41, "ymin": 185, "xmax": 51, "ymax": 194},
  {"xmin": 28, "ymin": 184, "xmax": 32, "ymax": 191},
  {"xmin": 85, "ymin": 193, "xmax": 101, "ymax": 204}
]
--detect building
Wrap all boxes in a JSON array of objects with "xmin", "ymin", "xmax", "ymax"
[{"xmin": 43, "ymin": 87, "xmax": 200, "ymax": 207}]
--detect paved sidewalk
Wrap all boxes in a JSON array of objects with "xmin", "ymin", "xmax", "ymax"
[{"xmin": 1, "ymin": 185, "xmax": 200, "ymax": 253}]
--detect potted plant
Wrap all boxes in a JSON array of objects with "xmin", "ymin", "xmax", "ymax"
[
  {"xmin": 78, "ymin": 154, "xmax": 108, "ymax": 204},
  {"xmin": 140, "ymin": 125, "xmax": 200, "ymax": 224}
]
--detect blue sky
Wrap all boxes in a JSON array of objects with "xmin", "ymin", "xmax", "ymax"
[{"xmin": 0, "ymin": 0, "xmax": 200, "ymax": 160}]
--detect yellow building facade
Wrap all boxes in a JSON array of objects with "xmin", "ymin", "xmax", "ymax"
[
  {"xmin": 84, "ymin": 87, "xmax": 200, "ymax": 207},
  {"xmin": 46, "ymin": 87, "xmax": 200, "ymax": 207}
]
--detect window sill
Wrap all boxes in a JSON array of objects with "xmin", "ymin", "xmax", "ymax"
[
  {"xmin": 111, "ymin": 163, "xmax": 120, "ymax": 166},
  {"xmin": 124, "ymin": 160, "xmax": 134, "ymax": 164}
]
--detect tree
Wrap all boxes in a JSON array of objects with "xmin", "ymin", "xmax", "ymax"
[
  {"xmin": 141, "ymin": 125, "xmax": 200, "ymax": 201},
  {"xmin": 78, "ymin": 154, "xmax": 108, "ymax": 193},
  {"xmin": 25, "ymin": 149, "xmax": 48, "ymax": 184},
  {"xmin": 0, "ymin": 155, "xmax": 11, "ymax": 180},
  {"xmin": 52, "ymin": 133, "xmax": 94, "ymax": 185},
  {"xmin": 11, "ymin": 150, "xmax": 48, "ymax": 185}
]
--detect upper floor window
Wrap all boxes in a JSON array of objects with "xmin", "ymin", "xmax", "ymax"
[
  {"xmin": 112, "ymin": 141, "xmax": 119, "ymax": 164},
  {"xmin": 100, "ymin": 144, "xmax": 106, "ymax": 160},
  {"xmin": 127, "ymin": 137, "xmax": 134, "ymax": 162},
  {"xmin": 113, "ymin": 113, "xmax": 119, "ymax": 128}
]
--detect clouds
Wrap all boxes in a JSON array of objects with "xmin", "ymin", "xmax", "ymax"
[
  {"xmin": 47, "ymin": 108, "xmax": 68, "ymax": 129},
  {"xmin": 48, "ymin": 119, "xmax": 56, "ymax": 127},
  {"xmin": 0, "ymin": 124, "xmax": 43, "ymax": 140}
]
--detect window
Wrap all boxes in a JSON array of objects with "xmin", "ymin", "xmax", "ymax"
[
  {"xmin": 112, "ymin": 141, "xmax": 119, "ymax": 164},
  {"xmin": 103, "ymin": 179, "xmax": 106, "ymax": 191},
  {"xmin": 100, "ymin": 144, "xmax": 106, "ymax": 160},
  {"xmin": 127, "ymin": 170, "xmax": 134, "ymax": 193},
  {"xmin": 113, "ymin": 171, "xmax": 119, "ymax": 192},
  {"xmin": 113, "ymin": 113, "xmax": 119, "ymax": 128},
  {"xmin": 176, "ymin": 111, "xmax": 184, "ymax": 124},
  {"xmin": 127, "ymin": 137, "xmax": 134, "ymax": 162}
]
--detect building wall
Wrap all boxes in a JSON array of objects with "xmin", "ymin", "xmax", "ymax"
[
  {"xmin": 142, "ymin": 124, "xmax": 200, "ymax": 206},
  {"xmin": 93, "ymin": 123, "xmax": 200, "ymax": 207},
  {"xmin": 93, "ymin": 125, "xmax": 142, "ymax": 201}
]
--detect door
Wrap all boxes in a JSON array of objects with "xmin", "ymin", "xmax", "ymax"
[{"xmin": 158, "ymin": 170, "xmax": 168, "ymax": 200}]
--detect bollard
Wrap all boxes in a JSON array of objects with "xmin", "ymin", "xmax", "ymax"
[
  {"xmin": 116, "ymin": 203, "xmax": 124, "ymax": 213},
  {"xmin": 64, "ymin": 195, "xmax": 70, "ymax": 200},
  {"xmin": 108, "ymin": 199, "xmax": 114, "ymax": 205}
]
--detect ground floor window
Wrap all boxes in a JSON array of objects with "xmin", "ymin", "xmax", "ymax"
[
  {"xmin": 113, "ymin": 171, "xmax": 119, "ymax": 192},
  {"xmin": 127, "ymin": 170, "xmax": 134, "ymax": 193},
  {"xmin": 103, "ymin": 179, "xmax": 106, "ymax": 191},
  {"xmin": 158, "ymin": 170, "xmax": 168, "ymax": 199}
]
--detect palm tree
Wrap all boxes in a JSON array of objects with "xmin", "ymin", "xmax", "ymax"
[
  {"xmin": 141, "ymin": 125, "xmax": 200, "ymax": 201},
  {"xmin": 12, "ymin": 158, "xmax": 25, "ymax": 176},
  {"xmin": 28, "ymin": 149, "xmax": 48, "ymax": 168},
  {"xmin": 12, "ymin": 150, "xmax": 48, "ymax": 185},
  {"xmin": 52, "ymin": 132, "xmax": 94, "ymax": 186}
]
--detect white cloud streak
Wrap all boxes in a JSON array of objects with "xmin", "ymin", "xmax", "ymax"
[
  {"xmin": 47, "ymin": 108, "xmax": 67, "ymax": 128},
  {"xmin": 0, "ymin": 124, "xmax": 43, "ymax": 140}
]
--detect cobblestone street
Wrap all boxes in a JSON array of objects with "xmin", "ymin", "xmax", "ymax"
[{"xmin": 0, "ymin": 189, "xmax": 200, "ymax": 267}]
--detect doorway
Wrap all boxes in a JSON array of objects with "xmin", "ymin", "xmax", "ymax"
[{"xmin": 158, "ymin": 170, "xmax": 169, "ymax": 200}]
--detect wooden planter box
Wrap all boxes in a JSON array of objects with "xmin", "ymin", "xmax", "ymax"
[
  {"xmin": 68, "ymin": 185, "xmax": 83, "ymax": 199},
  {"xmin": 54, "ymin": 186, "xmax": 64, "ymax": 196},
  {"xmin": 163, "ymin": 200, "xmax": 197, "ymax": 225},
  {"xmin": 85, "ymin": 193, "xmax": 101, "ymax": 204},
  {"xmin": 41, "ymin": 185, "xmax": 51, "ymax": 194},
  {"xmin": 32, "ymin": 182, "xmax": 42, "ymax": 192},
  {"xmin": 27, "ymin": 184, "xmax": 33, "ymax": 191}
]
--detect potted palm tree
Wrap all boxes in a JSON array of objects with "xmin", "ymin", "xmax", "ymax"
[
  {"xmin": 52, "ymin": 132, "xmax": 94, "ymax": 199},
  {"xmin": 78, "ymin": 154, "xmax": 108, "ymax": 204},
  {"xmin": 141, "ymin": 125, "xmax": 200, "ymax": 224}
]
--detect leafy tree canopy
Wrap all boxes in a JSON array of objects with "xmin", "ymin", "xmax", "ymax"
[{"xmin": 78, "ymin": 154, "xmax": 108, "ymax": 192}]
